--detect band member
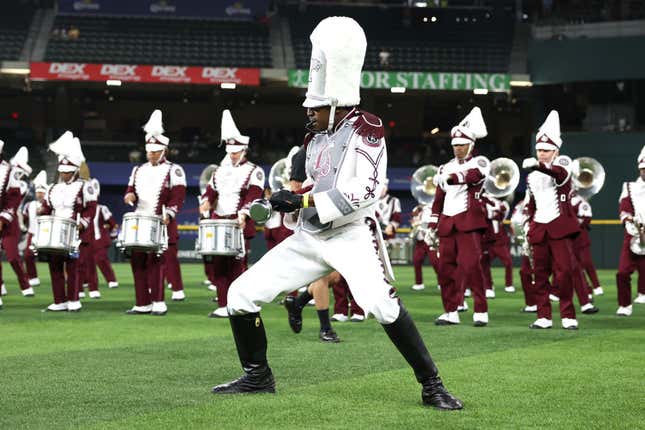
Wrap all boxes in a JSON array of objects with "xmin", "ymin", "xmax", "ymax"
[
  {"xmin": 22, "ymin": 170, "xmax": 48, "ymax": 288},
  {"xmin": 481, "ymin": 194, "xmax": 514, "ymax": 296},
  {"xmin": 199, "ymin": 110, "xmax": 264, "ymax": 318},
  {"xmin": 428, "ymin": 107, "xmax": 491, "ymax": 327},
  {"xmin": 376, "ymin": 179, "xmax": 401, "ymax": 239},
  {"xmin": 124, "ymin": 110, "xmax": 186, "ymax": 316},
  {"xmin": 90, "ymin": 179, "xmax": 119, "ymax": 289},
  {"xmin": 163, "ymin": 227, "xmax": 186, "ymax": 301},
  {"xmin": 615, "ymin": 146, "xmax": 645, "ymax": 316},
  {"xmin": 78, "ymin": 174, "xmax": 101, "ymax": 299},
  {"xmin": 410, "ymin": 204, "xmax": 440, "ymax": 291},
  {"xmin": 510, "ymin": 199, "xmax": 537, "ymax": 312},
  {"xmin": 522, "ymin": 110, "xmax": 580, "ymax": 329},
  {"xmin": 41, "ymin": 133, "xmax": 97, "ymax": 312},
  {"xmin": 0, "ymin": 147, "xmax": 34, "ymax": 300},
  {"xmin": 283, "ymin": 145, "xmax": 344, "ymax": 341},
  {"xmin": 571, "ymin": 192, "xmax": 603, "ymax": 296},
  {"xmin": 211, "ymin": 17, "xmax": 462, "ymax": 410}
]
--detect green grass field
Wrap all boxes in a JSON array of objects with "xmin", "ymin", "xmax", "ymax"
[{"xmin": 1, "ymin": 263, "xmax": 643, "ymax": 430}]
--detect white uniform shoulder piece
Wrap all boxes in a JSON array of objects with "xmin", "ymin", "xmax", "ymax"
[
  {"xmin": 553, "ymin": 155, "xmax": 573, "ymax": 185},
  {"xmin": 6, "ymin": 167, "xmax": 24, "ymax": 190}
]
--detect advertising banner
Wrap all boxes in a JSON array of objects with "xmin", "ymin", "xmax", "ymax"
[
  {"xmin": 57, "ymin": 0, "xmax": 269, "ymax": 20},
  {"xmin": 30, "ymin": 62, "xmax": 261, "ymax": 86},
  {"xmin": 288, "ymin": 69, "xmax": 511, "ymax": 91}
]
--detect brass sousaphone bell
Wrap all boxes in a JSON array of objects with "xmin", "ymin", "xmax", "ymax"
[
  {"xmin": 484, "ymin": 157, "xmax": 520, "ymax": 198},
  {"xmin": 410, "ymin": 165, "xmax": 439, "ymax": 205},
  {"xmin": 572, "ymin": 157, "xmax": 605, "ymax": 199}
]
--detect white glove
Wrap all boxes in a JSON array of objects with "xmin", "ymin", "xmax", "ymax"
[
  {"xmin": 423, "ymin": 228, "xmax": 437, "ymax": 247},
  {"xmin": 625, "ymin": 221, "xmax": 639, "ymax": 237},
  {"xmin": 522, "ymin": 157, "xmax": 539, "ymax": 170}
]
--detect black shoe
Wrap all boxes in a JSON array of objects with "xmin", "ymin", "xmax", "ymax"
[
  {"xmin": 434, "ymin": 318, "xmax": 454, "ymax": 326},
  {"xmin": 319, "ymin": 329, "xmax": 340, "ymax": 343},
  {"xmin": 582, "ymin": 306, "xmax": 599, "ymax": 314},
  {"xmin": 473, "ymin": 321, "xmax": 487, "ymax": 327},
  {"xmin": 151, "ymin": 311, "xmax": 167, "ymax": 316},
  {"xmin": 125, "ymin": 309, "xmax": 151, "ymax": 315},
  {"xmin": 212, "ymin": 365, "xmax": 276, "ymax": 394},
  {"xmin": 421, "ymin": 376, "xmax": 463, "ymax": 410},
  {"xmin": 284, "ymin": 296, "xmax": 303, "ymax": 334}
]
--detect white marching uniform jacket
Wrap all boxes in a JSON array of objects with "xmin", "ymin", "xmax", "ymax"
[
  {"xmin": 126, "ymin": 159, "xmax": 187, "ymax": 244},
  {"xmin": 0, "ymin": 161, "xmax": 26, "ymax": 226},
  {"xmin": 226, "ymin": 109, "xmax": 401, "ymax": 324},
  {"xmin": 619, "ymin": 177, "xmax": 645, "ymax": 235},
  {"xmin": 201, "ymin": 156, "xmax": 265, "ymax": 218},
  {"xmin": 301, "ymin": 109, "xmax": 387, "ymax": 231},
  {"xmin": 42, "ymin": 178, "xmax": 98, "ymax": 243}
]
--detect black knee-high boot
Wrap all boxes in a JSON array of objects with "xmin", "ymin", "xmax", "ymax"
[
  {"xmin": 211, "ymin": 312, "xmax": 275, "ymax": 394},
  {"xmin": 382, "ymin": 305, "xmax": 463, "ymax": 410}
]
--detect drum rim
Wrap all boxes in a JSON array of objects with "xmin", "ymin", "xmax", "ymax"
[
  {"xmin": 36, "ymin": 215, "xmax": 76, "ymax": 224},
  {"xmin": 199, "ymin": 219, "xmax": 240, "ymax": 226},
  {"xmin": 123, "ymin": 212, "xmax": 163, "ymax": 221}
]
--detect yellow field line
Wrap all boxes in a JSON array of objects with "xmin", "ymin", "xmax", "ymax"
[{"xmin": 178, "ymin": 219, "xmax": 623, "ymax": 232}]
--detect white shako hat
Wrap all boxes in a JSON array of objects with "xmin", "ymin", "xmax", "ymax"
[
  {"xmin": 302, "ymin": 16, "xmax": 367, "ymax": 130},
  {"xmin": 221, "ymin": 109, "xmax": 249, "ymax": 153},
  {"xmin": 638, "ymin": 145, "xmax": 645, "ymax": 169},
  {"xmin": 450, "ymin": 107, "xmax": 487, "ymax": 146},
  {"xmin": 33, "ymin": 170, "xmax": 48, "ymax": 191},
  {"xmin": 10, "ymin": 146, "xmax": 32, "ymax": 175},
  {"xmin": 143, "ymin": 109, "xmax": 169, "ymax": 152},
  {"xmin": 535, "ymin": 110, "xmax": 562, "ymax": 151},
  {"xmin": 50, "ymin": 131, "xmax": 85, "ymax": 173}
]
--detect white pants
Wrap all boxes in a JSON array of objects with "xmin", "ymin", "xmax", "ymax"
[{"xmin": 227, "ymin": 220, "xmax": 401, "ymax": 324}]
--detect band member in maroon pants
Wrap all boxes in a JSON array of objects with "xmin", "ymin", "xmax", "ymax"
[
  {"xmin": 124, "ymin": 110, "xmax": 186, "ymax": 316},
  {"xmin": 429, "ymin": 107, "xmax": 490, "ymax": 327},
  {"xmin": 615, "ymin": 146, "xmax": 645, "ymax": 316},
  {"xmin": 522, "ymin": 110, "xmax": 581, "ymax": 330}
]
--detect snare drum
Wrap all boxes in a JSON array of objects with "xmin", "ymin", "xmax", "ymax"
[
  {"xmin": 196, "ymin": 219, "xmax": 243, "ymax": 256},
  {"xmin": 118, "ymin": 212, "xmax": 164, "ymax": 252},
  {"xmin": 34, "ymin": 216, "xmax": 78, "ymax": 255},
  {"xmin": 387, "ymin": 237, "xmax": 412, "ymax": 265}
]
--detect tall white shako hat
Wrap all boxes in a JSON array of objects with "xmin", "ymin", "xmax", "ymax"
[
  {"xmin": 303, "ymin": 16, "xmax": 367, "ymax": 131},
  {"xmin": 33, "ymin": 170, "xmax": 48, "ymax": 192},
  {"xmin": 451, "ymin": 107, "xmax": 487, "ymax": 147},
  {"xmin": 50, "ymin": 131, "xmax": 85, "ymax": 173},
  {"xmin": 221, "ymin": 109, "xmax": 249, "ymax": 153},
  {"xmin": 10, "ymin": 146, "xmax": 32, "ymax": 176},
  {"xmin": 535, "ymin": 110, "xmax": 562, "ymax": 151},
  {"xmin": 638, "ymin": 145, "xmax": 645, "ymax": 169},
  {"xmin": 143, "ymin": 109, "xmax": 170, "ymax": 152}
]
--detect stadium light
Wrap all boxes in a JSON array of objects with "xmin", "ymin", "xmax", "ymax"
[
  {"xmin": 473, "ymin": 88, "xmax": 489, "ymax": 95},
  {"xmin": 390, "ymin": 87, "xmax": 406, "ymax": 94},
  {"xmin": 431, "ymin": 16, "xmax": 437, "ymax": 22},
  {"xmin": 221, "ymin": 82, "xmax": 237, "ymax": 90},
  {"xmin": 106, "ymin": 80, "xmax": 122, "ymax": 86},
  {"xmin": 0, "ymin": 67, "xmax": 30, "ymax": 75},
  {"xmin": 414, "ymin": 1, "xmax": 428, "ymax": 7},
  {"xmin": 431, "ymin": 127, "xmax": 439, "ymax": 134},
  {"xmin": 510, "ymin": 80, "xmax": 533, "ymax": 87}
]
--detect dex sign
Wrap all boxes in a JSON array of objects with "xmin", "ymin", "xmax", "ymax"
[{"xmin": 30, "ymin": 62, "xmax": 261, "ymax": 86}]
